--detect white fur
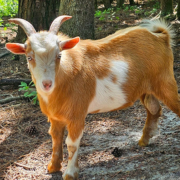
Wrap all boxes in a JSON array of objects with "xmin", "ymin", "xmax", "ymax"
[
  {"xmin": 28, "ymin": 33, "xmax": 60, "ymax": 103},
  {"xmin": 149, "ymin": 120, "xmax": 160, "ymax": 137},
  {"xmin": 140, "ymin": 19, "xmax": 175, "ymax": 46},
  {"xmin": 88, "ymin": 61, "xmax": 129, "ymax": 113},
  {"xmin": 63, "ymin": 132, "xmax": 83, "ymax": 178}
]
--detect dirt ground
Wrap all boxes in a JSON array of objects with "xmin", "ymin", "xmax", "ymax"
[{"xmin": 1, "ymin": 1, "xmax": 180, "ymax": 180}]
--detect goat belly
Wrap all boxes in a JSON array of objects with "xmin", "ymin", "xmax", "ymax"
[{"xmin": 88, "ymin": 60, "xmax": 129, "ymax": 113}]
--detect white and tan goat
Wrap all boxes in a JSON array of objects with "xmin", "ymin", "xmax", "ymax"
[{"xmin": 6, "ymin": 16, "xmax": 180, "ymax": 180}]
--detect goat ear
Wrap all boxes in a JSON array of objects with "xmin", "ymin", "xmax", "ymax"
[
  {"xmin": 60, "ymin": 37, "xmax": 80, "ymax": 50},
  {"xmin": 6, "ymin": 43, "xmax": 26, "ymax": 54}
]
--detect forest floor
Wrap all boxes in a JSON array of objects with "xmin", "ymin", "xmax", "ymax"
[{"xmin": 1, "ymin": 1, "xmax": 180, "ymax": 180}]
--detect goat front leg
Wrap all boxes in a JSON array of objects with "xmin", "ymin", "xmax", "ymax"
[
  {"xmin": 48, "ymin": 118, "xmax": 65, "ymax": 173},
  {"xmin": 63, "ymin": 120, "xmax": 84, "ymax": 180}
]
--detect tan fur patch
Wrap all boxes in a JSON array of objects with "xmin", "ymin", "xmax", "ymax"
[
  {"xmin": 68, "ymin": 146, "xmax": 77, "ymax": 160},
  {"xmin": 110, "ymin": 74, "xmax": 118, "ymax": 84}
]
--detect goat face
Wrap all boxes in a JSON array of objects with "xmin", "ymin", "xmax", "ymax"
[
  {"xmin": 5, "ymin": 16, "xmax": 80, "ymax": 96},
  {"xmin": 26, "ymin": 32, "xmax": 60, "ymax": 94}
]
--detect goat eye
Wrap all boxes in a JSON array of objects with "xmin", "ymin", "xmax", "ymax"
[
  {"xmin": 58, "ymin": 53, "xmax": 61, "ymax": 59},
  {"xmin": 27, "ymin": 56, "xmax": 32, "ymax": 61}
]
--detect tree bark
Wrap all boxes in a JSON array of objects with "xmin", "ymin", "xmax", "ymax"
[
  {"xmin": 59, "ymin": 0, "xmax": 94, "ymax": 39},
  {"xmin": 129, "ymin": 0, "xmax": 135, "ymax": 5},
  {"xmin": 177, "ymin": 0, "xmax": 180, "ymax": 19},
  {"xmin": 16, "ymin": 0, "xmax": 59, "ymax": 42},
  {"xmin": 95, "ymin": 0, "xmax": 98, "ymax": 10},
  {"xmin": 161, "ymin": 0, "xmax": 173, "ymax": 16},
  {"xmin": 117, "ymin": 0, "xmax": 124, "ymax": 8},
  {"xmin": 103, "ymin": 0, "xmax": 111, "ymax": 9}
]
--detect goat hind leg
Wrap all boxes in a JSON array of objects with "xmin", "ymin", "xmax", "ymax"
[
  {"xmin": 157, "ymin": 79, "xmax": 180, "ymax": 117},
  {"xmin": 138, "ymin": 94, "xmax": 162, "ymax": 147}
]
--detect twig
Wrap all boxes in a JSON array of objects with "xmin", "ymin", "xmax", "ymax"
[
  {"xmin": 0, "ymin": 79, "xmax": 31, "ymax": 87},
  {"xmin": 0, "ymin": 95, "xmax": 24, "ymax": 104},
  {"xmin": 0, "ymin": 94, "xmax": 13, "ymax": 97},
  {"xmin": 0, "ymin": 51, "xmax": 10, "ymax": 58},
  {"xmin": 14, "ymin": 162, "xmax": 33, "ymax": 170},
  {"xmin": 150, "ymin": 11, "xmax": 161, "ymax": 20},
  {"xmin": 110, "ymin": 170, "xmax": 122, "ymax": 178}
]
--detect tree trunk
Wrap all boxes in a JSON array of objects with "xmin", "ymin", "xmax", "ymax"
[
  {"xmin": 161, "ymin": 0, "xmax": 173, "ymax": 16},
  {"xmin": 103, "ymin": 0, "xmax": 111, "ymax": 9},
  {"xmin": 95, "ymin": 0, "xmax": 98, "ymax": 10},
  {"xmin": 59, "ymin": 0, "xmax": 94, "ymax": 39},
  {"xmin": 177, "ymin": 0, "xmax": 180, "ymax": 20},
  {"xmin": 117, "ymin": 0, "xmax": 124, "ymax": 8},
  {"xmin": 129, "ymin": 0, "xmax": 135, "ymax": 5},
  {"xmin": 16, "ymin": 0, "xmax": 59, "ymax": 42}
]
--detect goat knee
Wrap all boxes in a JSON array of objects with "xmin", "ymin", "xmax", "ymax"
[{"xmin": 144, "ymin": 94, "xmax": 160, "ymax": 115}]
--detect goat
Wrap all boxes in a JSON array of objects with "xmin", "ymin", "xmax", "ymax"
[{"xmin": 6, "ymin": 16, "xmax": 179, "ymax": 180}]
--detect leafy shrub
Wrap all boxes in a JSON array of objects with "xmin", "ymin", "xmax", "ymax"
[
  {"xmin": 0, "ymin": 0, "xmax": 18, "ymax": 26},
  {"xmin": 19, "ymin": 81, "xmax": 39, "ymax": 105}
]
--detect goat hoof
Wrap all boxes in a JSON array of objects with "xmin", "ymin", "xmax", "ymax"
[
  {"xmin": 138, "ymin": 138, "xmax": 149, "ymax": 147},
  {"xmin": 48, "ymin": 162, "xmax": 61, "ymax": 173},
  {"xmin": 63, "ymin": 172, "xmax": 78, "ymax": 180}
]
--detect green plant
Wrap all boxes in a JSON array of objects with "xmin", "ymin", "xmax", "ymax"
[
  {"xmin": 144, "ymin": 11, "xmax": 150, "ymax": 16},
  {"xmin": 124, "ymin": 6, "xmax": 129, "ymax": 11},
  {"xmin": 0, "ymin": 0, "xmax": 18, "ymax": 26},
  {"xmin": 98, "ymin": 26, "xmax": 102, "ymax": 31},
  {"xmin": 95, "ymin": 8, "xmax": 117, "ymax": 21},
  {"xmin": 95, "ymin": 10, "xmax": 102, "ymax": 17},
  {"xmin": 153, "ymin": 1, "xmax": 160, "ymax": 9},
  {"xmin": 130, "ymin": 5, "xmax": 137, "ymax": 11},
  {"xmin": 99, "ymin": 16, "xmax": 105, "ymax": 20},
  {"xmin": 19, "ymin": 81, "xmax": 39, "ymax": 105}
]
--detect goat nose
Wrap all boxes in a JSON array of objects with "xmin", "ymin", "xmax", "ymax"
[{"xmin": 42, "ymin": 80, "xmax": 52, "ymax": 90}]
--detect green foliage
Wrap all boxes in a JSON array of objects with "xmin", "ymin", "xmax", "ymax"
[
  {"xmin": 124, "ymin": 6, "xmax": 129, "ymax": 11},
  {"xmin": 153, "ymin": 1, "xmax": 160, "ymax": 9},
  {"xmin": 95, "ymin": 1, "xmax": 161, "ymax": 22},
  {"xmin": 98, "ymin": 26, "xmax": 102, "ymax": 31},
  {"xmin": 95, "ymin": 8, "xmax": 118, "ymax": 21},
  {"xmin": 0, "ymin": 0, "xmax": 18, "ymax": 26},
  {"xmin": 19, "ymin": 82, "xmax": 39, "ymax": 105},
  {"xmin": 95, "ymin": 10, "xmax": 102, "ymax": 18}
]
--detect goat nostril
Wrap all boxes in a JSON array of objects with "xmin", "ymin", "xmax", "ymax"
[{"xmin": 42, "ymin": 80, "xmax": 52, "ymax": 90}]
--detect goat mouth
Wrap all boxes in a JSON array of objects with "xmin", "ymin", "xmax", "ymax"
[
  {"xmin": 38, "ymin": 85, "xmax": 54, "ymax": 94},
  {"xmin": 43, "ymin": 87, "xmax": 53, "ymax": 93}
]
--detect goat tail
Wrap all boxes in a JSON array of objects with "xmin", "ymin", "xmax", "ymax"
[{"xmin": 140, "ymin": 19, "xmax": 175, "ymax": 47}]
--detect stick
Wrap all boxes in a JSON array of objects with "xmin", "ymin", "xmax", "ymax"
[
  {"xmin": 0, "ymin": 79, "xmax": 31, "ymax": 87},
  {"xmin": 150, "ymin": 11, "xmax": 161, "ymax": 20},
  {"xmin": 14, "ymin": 162, "xmax": 33, "ymax": 170},
  {"xmin": 0, "ymin": 51, "xmax": 10, "ymax": 58},
  {"xmin": 0, "ymin": 95, "xmax": 25, "ymax": 104}
]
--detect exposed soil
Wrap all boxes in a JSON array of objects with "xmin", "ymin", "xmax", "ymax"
[{"xmin": 1, "ymin": 1, "xmax": 180, "ymax": 180}]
